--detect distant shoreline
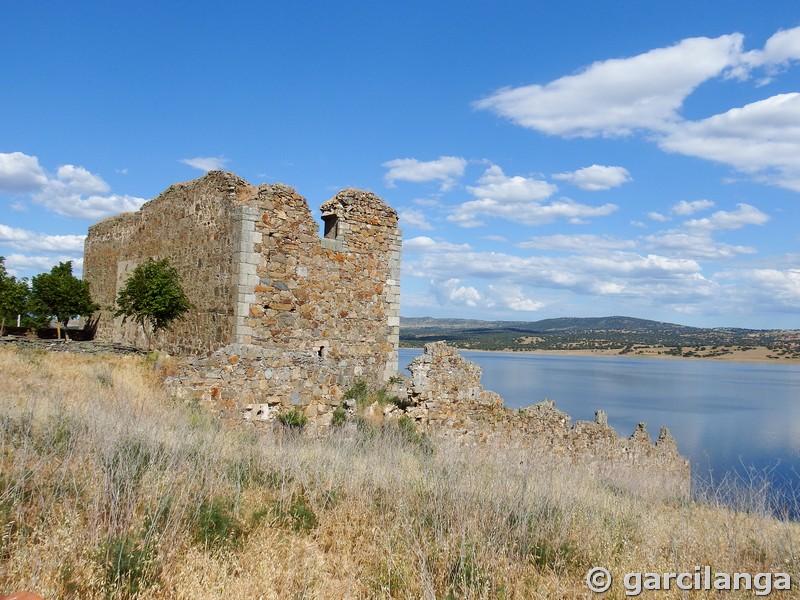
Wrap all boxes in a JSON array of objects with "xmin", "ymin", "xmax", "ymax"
[{"xmin": 400, "ymin": 344, "xmax": 800, "ymax": 364}]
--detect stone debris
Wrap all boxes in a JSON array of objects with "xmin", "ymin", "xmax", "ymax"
[
  {"xmin": 0, "ymin": 336, "xmax": 142, "ymax": 355},
  {"xmin": 397, "ymin": 342, "xmax": 689, "ymax": 492}
]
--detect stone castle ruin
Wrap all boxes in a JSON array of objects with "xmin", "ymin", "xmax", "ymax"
[
  {"xmin": 84, "ymin": 171, "xmax": 688, "ymax": 489},
  {"xmin": 84, "ymin": 171, "xmax": 401, "ymax": 414}
]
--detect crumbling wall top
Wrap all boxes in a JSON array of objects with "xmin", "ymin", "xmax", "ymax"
[{"xmin": 320, "ymin": 188, "xmax": 399, "ymax": 224}]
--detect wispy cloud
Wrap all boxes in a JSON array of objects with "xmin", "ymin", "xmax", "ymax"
[
  {"xmin": 447, "ymin": 165, "xmax": 614, "ymax": 227},
  {"xmin": 3, "ymin": 253, "xmax": 83, "ymax": 278},
  {"xmin": 180, "ymin": 156, "xmax": 230, "ymax": 172},
  {"xmin": 685, "ymin": 203, "xmax": 769, "ymax": 230},
  {"xmin": 399, "ymin": 209, "xmax": 434, "ymax": 231},
  {"xmin": 552, "ymin": 164, "xmax": 632, "ymax": 190},
  {"xmin": 517, "ymin": 234, "xmax": 636, "ymax": 253},
  {"xmin": 659, "ymin": 94, "xmax": 800, "ymax": 191},
  {"xmin": 671, "ymin": 199, "xmax": 715, "ymax": 216},
  {"xmin": 403, "ymin": 236, "xmax": 471, "ymax": 252},
  {"xmin": 382, "ymin": 156, "xmax": 467, "ymax": 191},
  {"xmin": 0, "ymin": 224, "xmax": 85, "ymax": 252}
]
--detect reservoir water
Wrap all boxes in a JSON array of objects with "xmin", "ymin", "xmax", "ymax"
[{"xmin": 399, "ymin": 348, "xmax": 800, "ymax": 497}]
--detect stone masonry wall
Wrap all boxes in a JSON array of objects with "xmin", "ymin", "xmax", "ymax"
[
  {"xmin": 84, "ymin": 171, "xmax": 401, "ymax": 416},
  {"xmin": 84, "ymin": 172, "xmax": 253, "ymax": 355},
  {"xmin": 400, "ymin": 342, "xmax": 690, "ymax": 494}
]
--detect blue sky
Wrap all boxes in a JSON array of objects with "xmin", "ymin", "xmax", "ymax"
[{"xmin": 2, "ymin": 1, "xmax": 800, "ymax": 328}]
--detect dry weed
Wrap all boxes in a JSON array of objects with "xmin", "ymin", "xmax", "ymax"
[{"xmin": 0, "ymin": 347, "xmax": 798, "ymax": 598}]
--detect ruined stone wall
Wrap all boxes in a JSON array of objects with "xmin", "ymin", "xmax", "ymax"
[
  {"xmin": 83, "ymin": 172, "xmax": 254, "ymax": 355},
  {"xmin": 400, "ymin": 342, "xmax": 690, "ymax": 494},
  {"xmin": 85, "ymin": 171, "xmax": 401, "ymax": 416}
]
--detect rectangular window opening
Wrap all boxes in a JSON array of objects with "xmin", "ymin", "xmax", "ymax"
[{"xmin": 323, "ymin": 215, "xmax": 339, "ymax": 239}]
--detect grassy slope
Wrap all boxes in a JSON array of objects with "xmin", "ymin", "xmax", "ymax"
[{"xmin": 0, "ymin": 347, "xmax": 798, "ymax": 598}]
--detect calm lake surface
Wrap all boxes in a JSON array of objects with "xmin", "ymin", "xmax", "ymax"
[{"xmin": 398, "ymin": 348, "xmax": 800, "ymax": 492}]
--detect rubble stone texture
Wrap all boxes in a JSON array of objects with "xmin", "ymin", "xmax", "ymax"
[
  {"xmin": 403, "ymin": 342, "xmax": 690, "ymax": 494},
  {"xmin": 83, "ymin": 171, "xmax": 401, "ymax": 416}
]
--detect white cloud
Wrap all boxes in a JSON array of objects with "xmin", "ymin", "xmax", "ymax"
[
  {"xmin": 466, "ymin": 165, "xmax": 557, "ymax": 202},
  {"xmin": 409, "ymin": 247, "xmax": 706, "ymax": 301},
  {"xmin": 383, "ymin": 156, "xmax": 467, "ymax": 191},
  {"xmin": 449, "ymin": 196, "xmax": 617, "ymax": 227},
  {"xmin": 671, "ymin": 199, "xmax": 715, "ymax": 216},
  {"xmin": 475, "ymin": 34, "xmax": 744, "ymax": 137},
  {"xmin": 0, "ymin": 224, "xmax": 85, "ymax": 252},
  {"xmin": 433, "ymin": 278, "xmax": 482, "ymax": 307},
  {"xmin": 552, "ymin": 164, "xmax": 632, "ymax": 190},
  {"xmin": 403, "ymin": 236, "xmax": 471, "ymax": 252},
  {"xmin": 0, "ymin": 152, "xmax": 48, "ymax": 193},
  {"xmin": 0, "ymin": 152, "xmax": 147, "ymax": 220},
  {"xmin": 429, "ymin": 279, "xmax": 545, "ymax": 312},
  {"xmin": 659, "ymin": 93, "xmax": 800, "ymax": 191},
  {"xmin": 398, "ymin": 209, "xmax": 433, "ymax": 231},
  {"xmin": 474, "ymin": 27, "xmax": 800, "ymax": 192},
  {"xmin": 3, "ymin": 254, "xmax": 83, "ymax": 278},
  {"xmin": 447, "ymin": 164, "xmax": 613, "ymax": 227},
  {"xmin": 643, "ymin": 230, "xmax": 757, "ymax": 259},
  {"xmin": 740, "ymin": 26, "xmax": 800, "ymax": 74},
  {"xmin": 180, "ymin": 156, "xmax": 230, "ymax": 172},
  {"xmin": 685, "ymin": 203, "xmax": 769, "ymax": 230},
  {"xmin": 49, "ymin": 164, "xmax": 110, "ymax": 195},
  {"xmin": 642, "ymin": 204, "xmax": 767, "ymax": 259},
  {"xmin": 718, "ymin": 268, "xmax": 800, "ymax": 309},
  {"xmin": 33, "ymin": 189, "xmax": 146, "ymax": 220},
  {"xmin": 517, "ymin": 234, "xmax": 636, "ymax": 253},
  {"xmin": 486, "ymin": 284, "xmax": 545, "ymax": 312},
  {"xmin": 647, "ymin": 211, "xmax": 670, "ymax": 222}
]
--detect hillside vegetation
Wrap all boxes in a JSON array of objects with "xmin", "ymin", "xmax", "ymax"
[
  {"xmin": 401, "ymin": 316, "xmax": 800, "ymax": 358},
  {"xmin": 1, "ymin": 347, "xmax": 799, "ymax": 598}
]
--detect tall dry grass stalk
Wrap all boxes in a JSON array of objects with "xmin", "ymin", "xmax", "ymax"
[{"xmin": 0, "ymin": 346, "xmax": 798, "ymax": 598}]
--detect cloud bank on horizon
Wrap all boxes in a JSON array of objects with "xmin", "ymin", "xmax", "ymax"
[{"xmin": 1, "ymin": 5, "xmax": 799, "ymax": 329}]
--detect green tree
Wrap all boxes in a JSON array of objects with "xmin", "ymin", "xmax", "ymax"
[
  {"xmin": 115, "ymin": 258, "xmax": 193, "ymax": 350},
  {"xmin": 0, "ymin": 257, "xmax": 30, "ymax": 335},
  {"xmin": 31, "ymin": 261, "xmax": 98, "ymax": 340}
]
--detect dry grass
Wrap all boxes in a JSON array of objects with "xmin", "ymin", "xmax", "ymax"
[{"xmin": 1, "ymin": 347, "xmax": 798, "ymax": 598}]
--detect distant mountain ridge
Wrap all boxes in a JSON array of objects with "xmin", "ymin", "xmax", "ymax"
[
  {"xmin": 400, "ymin": 315, "xmax": 795, "ymax": 352},
  {"xmin": 401, "ymin": 315, "xmax": 758, "ymax": 333}
]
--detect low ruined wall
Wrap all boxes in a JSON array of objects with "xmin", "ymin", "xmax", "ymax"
[
  {"xmin": 400, "ymin": 342, "xmax": 690, "ymax": 493},
  {"xmin": 165, "ymin": 343, "xmax": 347, "ymax": 430}
]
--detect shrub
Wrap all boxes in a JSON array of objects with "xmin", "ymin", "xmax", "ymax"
[
  {"xmin": 192, "ymin": 497, "xmax": 245, "ymax": 552},
  {"xmin": 96, "ymin": 534, "xmax": 160, "ymax": 598},
  {"xmin": 331, "ymin": 405, "xmax": 348, "ymax": 427},
  {"xmin": 274, "ymin": 491, "xmax": 318, "ymax": 533},
  {"xmin": 277, "ymin": 409, "xmax": 307, "ymax": 429},
  {"xmin": 344, "ymin": 379, "xmax": 369, "ymax": 406}
]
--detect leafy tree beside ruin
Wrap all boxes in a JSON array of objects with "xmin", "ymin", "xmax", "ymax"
[
  {"xmin": 30, "ymin": 261, "xmax": 98, "ymax": 339},
  {"xmin": 115, "ymin": 257, "xmax": 193, "ymax": 350},
  {"xmin": 0, "ymin": 256, "xmax": 30, "ymax": 335}
]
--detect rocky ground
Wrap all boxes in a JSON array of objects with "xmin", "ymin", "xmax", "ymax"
[{"xmin": 0, "ymin": 335, "xmax": 142, "ymax": 355}]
